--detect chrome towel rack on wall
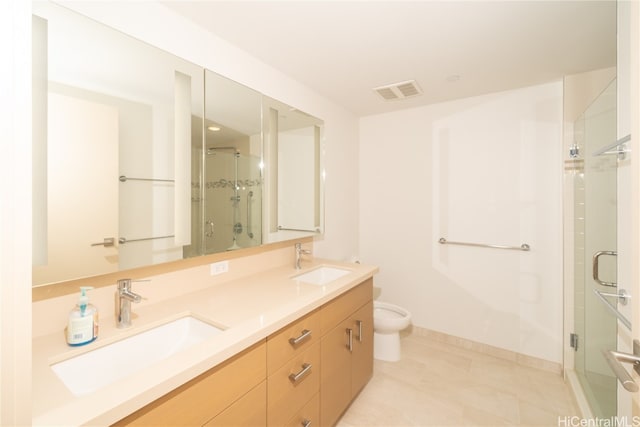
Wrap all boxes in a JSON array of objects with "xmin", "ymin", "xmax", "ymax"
[
  {"xmin": 119, "ymin": 175, "xmax": 175, "ymax": 183},
  {"xmin": 119, "ymin": 235, "xmax": 174, "ymax": 244},
  {"xmin": 438, "ymin": 237, "xmax": 530, "ymax": 252}
]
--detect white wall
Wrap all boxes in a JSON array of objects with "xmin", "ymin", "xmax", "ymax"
[
  {"xmin": 616, "ymin": 0, "xmax": 634, "ymax": 419},
  {"xmin": 1, "ymin": 1, "xmax": 32, "ymax": 424},
  {"xmin": 58, "ymin": 1, "xmax": 360, "ymax": 262},
  {"xmin": 359, "ymin": 82, "xmax": 564, "ymax": 363}
]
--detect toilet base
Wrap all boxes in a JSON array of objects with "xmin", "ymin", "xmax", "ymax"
[{"xmin": 374, "ymin": 331, "xmax": 401, "ymax": 362}]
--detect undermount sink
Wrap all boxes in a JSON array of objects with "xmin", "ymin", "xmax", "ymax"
[
  {"xmin": 293, "ymin": 266, "xmax": 351, "ymax": 285},
  {"xmin": 51, "ymin": 316, "xmax": 225, "ymax": 396}
]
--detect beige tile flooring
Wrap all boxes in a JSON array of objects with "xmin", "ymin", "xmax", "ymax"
[{"xmin": 338, "ymin": 333, "xmax": 579, "ymax": 426}]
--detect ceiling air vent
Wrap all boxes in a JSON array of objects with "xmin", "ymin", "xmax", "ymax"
[{"xmin": 373, "ymin": 80, "xmax": 422, "ymax": 101}]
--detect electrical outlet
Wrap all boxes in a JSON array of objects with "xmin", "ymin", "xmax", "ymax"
[{"xmin": 210, "ymin": 261, "xmax": 229, "ymax": 276}]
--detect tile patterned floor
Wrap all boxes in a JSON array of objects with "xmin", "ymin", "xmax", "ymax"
[{"xmin": 337, "ymin": 333, "xmax": 579, "ymax": 426}]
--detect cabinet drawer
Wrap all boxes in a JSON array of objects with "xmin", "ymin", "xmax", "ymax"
[
  {"xmin": 320, "ymin": 278, "xmax": 372, "ymax": 335},
  {"xmin": 267, "ymin": 341, "xmax": 320, "ymax": 426},
  {"xmin": 113, "ymin": 340, "xmax": 266, "ymax": 426},
  {"xmin": 284, "ymin": 392, "xmax": 319, "ymax": 427},
  {"xmin": 267, "ymin": 309, "xmax": 320, "ymax": 375},
  {"xmin": 204, "ymin": 381, "xmax": 266, "ymax": 427}
]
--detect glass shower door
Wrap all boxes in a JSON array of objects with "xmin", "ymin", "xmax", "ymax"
[{"xmin": 573, "ymin": 79, "xmax": 617, "ymax": 418}]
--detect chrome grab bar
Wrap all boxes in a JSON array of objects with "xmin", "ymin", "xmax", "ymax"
[
  {"xmin": 593, "ymin": 289, "xmax": 632, "ymax": 330},
  {"xmin": 288, "ymin": 363, "xmax": 312, "ymax": 384},
  {"xmin": 289, "ymin": 329, "xmax": 312, "ymax": 346},
  {"xmin": 119, "ymin": 235, "xmax": 174, "ymax": 244},
  {"xmin": 593, "ymin": 250, "xmax": 617, "ymax": 287},
  {"xmin": 90, "ymin": 237, "xmax": 115, "ymax": 247},
  {"xmin": 438, "ymin": 237, "xmax": 530, "ymax": 252},
  {"xmin": 279, "ymin": 226, "xmax": 320, "ymax": 233},
  {"xmin": 602, "ymin": 339, "xmax": 640, "ymax": 392},
  {"xmin": 247, "ymin": 190, "xmax": 254, "ymax": 238}
]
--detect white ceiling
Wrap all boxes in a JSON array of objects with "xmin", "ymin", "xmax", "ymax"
[{"xmin": 162, "ymin": 1, "xmax": 616, "ymax": 117}]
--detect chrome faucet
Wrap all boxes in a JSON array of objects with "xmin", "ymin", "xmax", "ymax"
[
  {"xmin": 116, "ymin": 279, "xmax": 143, "ymax": 328},
  {"xmin": 295, "ymin": 243, "xmax": 312, "ymax": 269}
]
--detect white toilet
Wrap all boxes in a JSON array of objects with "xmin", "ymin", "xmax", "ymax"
[{"xmin": 373, "ymin": 301, "xmax": 412, "ymax": 362}]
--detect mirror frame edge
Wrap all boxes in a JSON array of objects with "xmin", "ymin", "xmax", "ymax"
[{"xmin": 32, "ymin": 236, "xmax": 314, "ymax": 302}]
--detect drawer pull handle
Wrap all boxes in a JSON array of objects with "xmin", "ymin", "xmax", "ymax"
[
  {"xmin": 289, "ymin": 329, "xmax": 312, "ymax": 346},
  {"xmin": 347, "ymin": 328, "xmax": 353, "ymax": 352},
  {"xmin": 302, "ymin": 419, "xmax": 311, "ymax": 427},
  {"xmin": 289, "ymin": 363, "xmax": 312, "ymax": 383},
  {"xmin": 356, "ymin": 320, "xmax": 363, "ymax": 342}
]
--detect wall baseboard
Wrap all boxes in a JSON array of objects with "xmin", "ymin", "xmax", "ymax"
[{"xmin": 408, "ymin": 325, "xmax": 563, "ymax": 375}]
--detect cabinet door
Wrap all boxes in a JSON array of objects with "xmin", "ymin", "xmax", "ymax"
[
  {"xmin": 204, "ymin": 381, "xmax": 266, "ymax": 427},
  {"xmin": 113, "ymin": 341, "xmax": 266, "ymax": 426},
  {"xmin": 351, "ymin": 301, "xmax": 373, "ymax": 397},
  {"xmin": 319, "ymin": 320, "xmax": 352, "ymax": 427}
]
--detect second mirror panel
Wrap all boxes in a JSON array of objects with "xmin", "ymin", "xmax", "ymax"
[
  {"xmin": 263, "ymin": 97, "xmax": 324, "ymax": 244},
  {"xmin": 198, "ymin": 70, "xmax": 263, "ymax": 254}
]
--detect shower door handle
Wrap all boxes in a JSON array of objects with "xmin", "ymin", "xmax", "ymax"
[
  {"xmin": 592, "ymin": 250, "xmax": 617, "ymax": 287},
  {"xmin": 247, "ymin": 191, "xmax": 254, "ymax": 239}
]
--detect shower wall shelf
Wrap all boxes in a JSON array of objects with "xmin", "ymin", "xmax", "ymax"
[
  {"xmin": 438, "ymin": 237, "xmax": 530, "ymax": 252},
  {"xmin": 593, "ymin": 288, "xmax": 632, "ymax": 331},
  {"xmin": 593, "ymin": 134, "xmax": 631, "ymax": 158}
]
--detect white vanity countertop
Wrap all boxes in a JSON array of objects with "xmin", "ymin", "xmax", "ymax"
[{"xmin": 32, "ymin": 259, "xmax": 378, "ymax": 426}]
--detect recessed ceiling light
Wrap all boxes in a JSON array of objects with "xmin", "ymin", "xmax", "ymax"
[{"xmin": 207, "ymin": 125, "xmax": 221, "ymax": 132}]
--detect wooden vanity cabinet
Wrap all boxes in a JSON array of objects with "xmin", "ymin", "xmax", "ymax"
[
  {"xmin": 111, "ymin": 278, "xmax": 374, "ymax": 427},
  {"xmin": 320, "ymin": 279, "xmax": 373, "ymax": 426},
  {"xmin": 112, "ymin": 341, "xmax": 267, "ymax": 427}
]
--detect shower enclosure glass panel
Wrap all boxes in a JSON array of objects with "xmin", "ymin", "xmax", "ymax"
[{"xmin": 573, "ymin": 79, "xmax": 617, "ymax": 418}]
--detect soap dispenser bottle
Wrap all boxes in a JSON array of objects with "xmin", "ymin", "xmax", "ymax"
[{"xmin": 66, "ymin": 286, "xmax": 99, "ymax": 346}]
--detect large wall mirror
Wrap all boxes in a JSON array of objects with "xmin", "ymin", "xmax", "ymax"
[{"xmin": 32, "ymin": 2, "xmax": 324, "ymax": 288}]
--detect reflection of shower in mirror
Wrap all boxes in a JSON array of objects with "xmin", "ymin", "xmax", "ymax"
[{"xmin": 202, "ymin": 147, "xmax": 262, "ymax": 254}]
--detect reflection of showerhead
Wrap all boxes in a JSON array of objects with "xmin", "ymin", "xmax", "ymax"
[{"xmin": 206, "ymin": 146, "xmax": 239, "ymax": 156}]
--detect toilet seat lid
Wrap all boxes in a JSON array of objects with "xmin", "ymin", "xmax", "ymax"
[{"xmin": 374, "ymin": 301, "xmax": 410, "ymax": 318}]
